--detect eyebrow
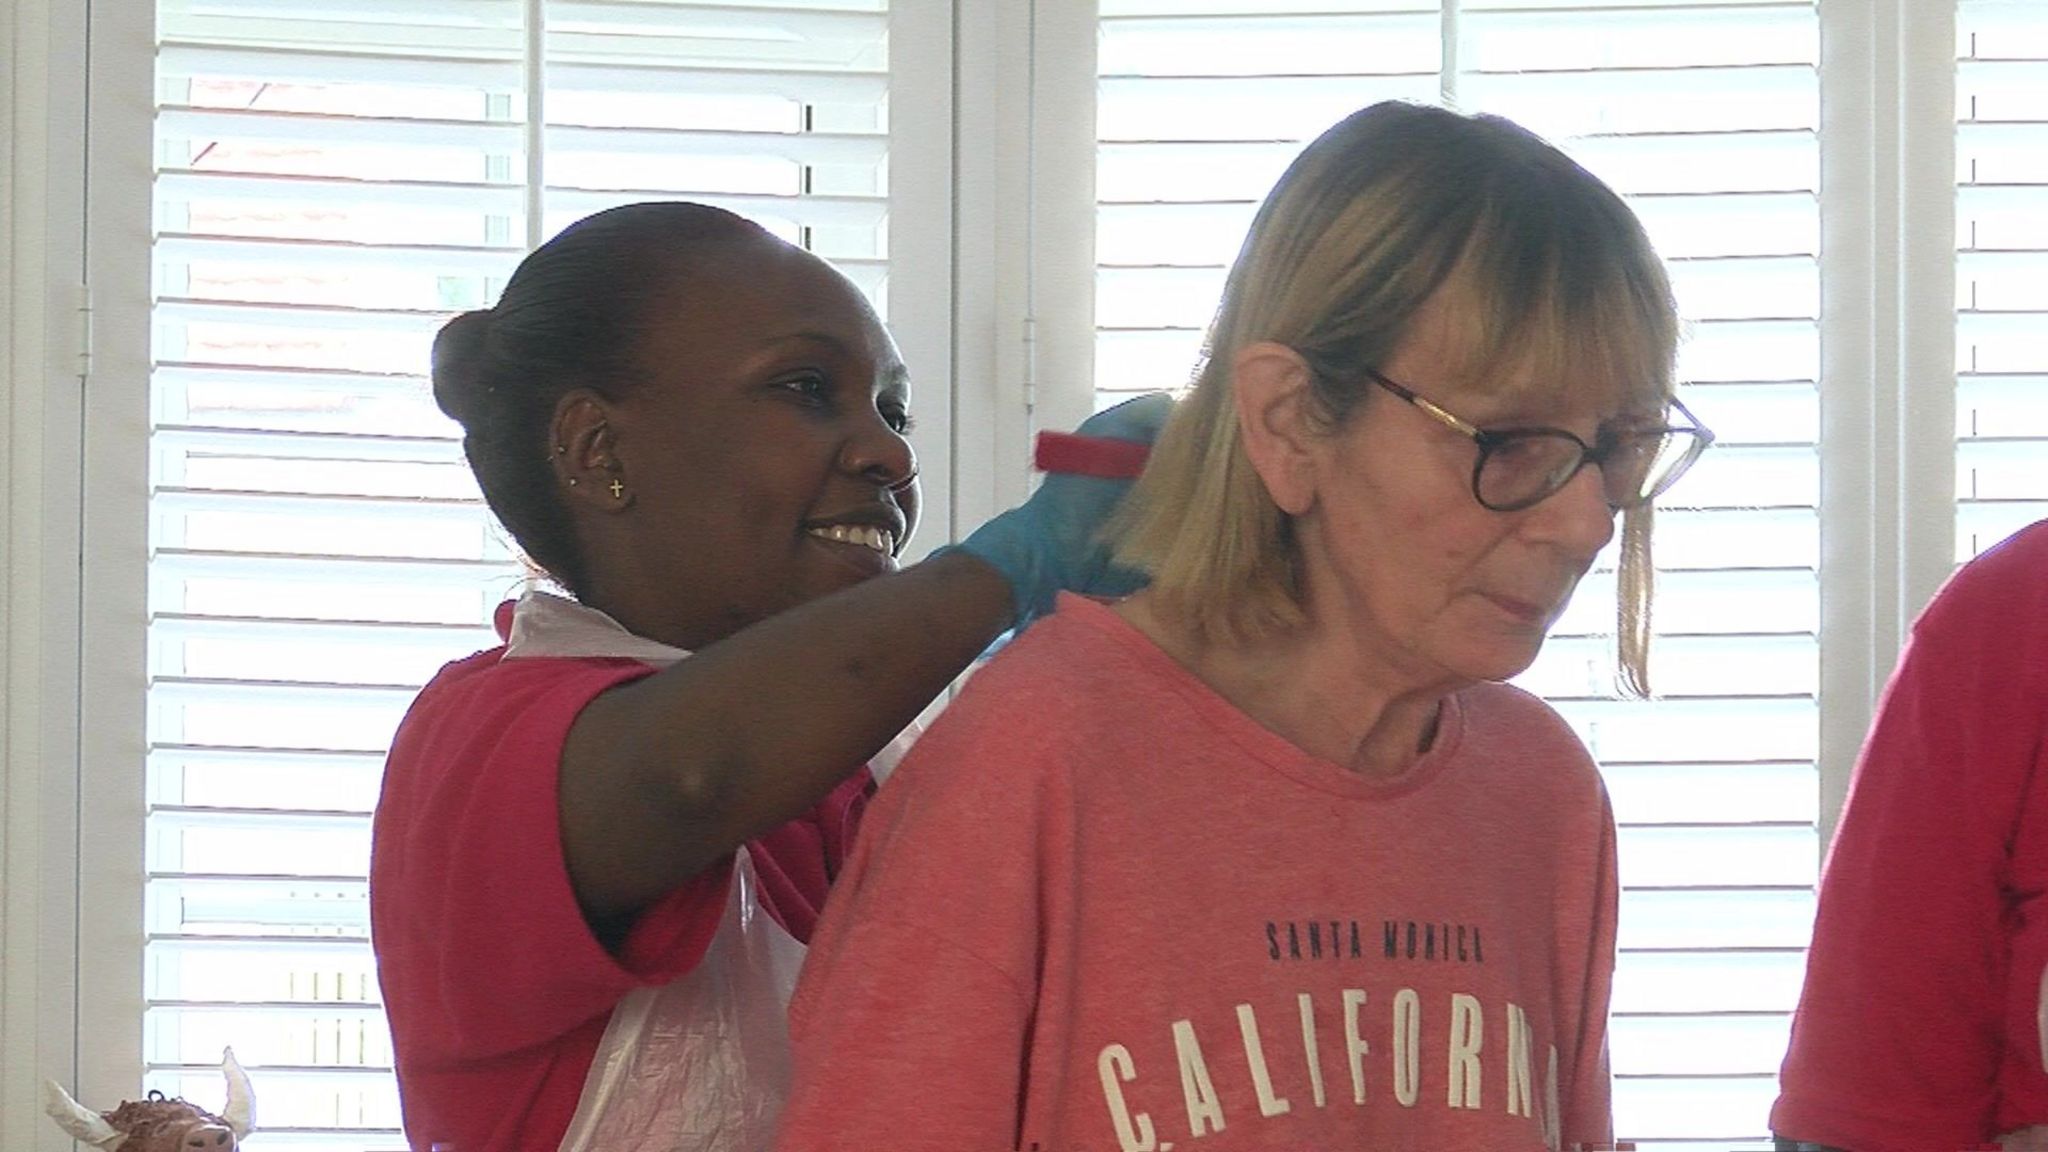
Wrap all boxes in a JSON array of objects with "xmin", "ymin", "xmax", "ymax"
[{"xmin": 762, "ymin": 331, "xmax": 910, "ymax": 390}]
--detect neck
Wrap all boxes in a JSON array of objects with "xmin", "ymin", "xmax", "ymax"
[
  {"xmin": 1116, "ymin": 592, "xmax": 1460, "ymax": 780},
  {"xmin": 576, "ymin": 577, "xmax": 740, "ymax": 653}
]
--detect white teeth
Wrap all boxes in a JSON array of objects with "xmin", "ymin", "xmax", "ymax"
[{"xmin": 809, "ymin": 525, "xmax": 895, "ymax": 556}]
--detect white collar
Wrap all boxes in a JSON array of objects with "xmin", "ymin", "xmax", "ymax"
[{"xmin": 503, "ymin": 589, "xmax": 691, "ymax": 667}]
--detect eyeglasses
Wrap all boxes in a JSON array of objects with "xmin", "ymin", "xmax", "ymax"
[{"xmin": 1361, "ymin": 368, "xmax": 1715, "ymax": 513}]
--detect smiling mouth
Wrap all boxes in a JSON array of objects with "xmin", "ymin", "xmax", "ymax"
[{"xmin": 806, "ymin": 524, "xmax": 897, "ymax": 557}]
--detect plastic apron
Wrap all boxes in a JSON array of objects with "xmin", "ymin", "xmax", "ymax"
[{"xmin": 500, "ymin": 590, "xmax": 912, "ymax": 1152}]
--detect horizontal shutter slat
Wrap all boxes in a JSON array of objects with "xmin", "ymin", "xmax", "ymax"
[
  {"xmin": 156, "ymin": 425, "xmax": 464, "ymax": 463},
  {"xmin": 1618, "ymin": 889, "xmax": 1814, "ymax": 952},
  {"xmin": 155, "ymin": 546, "xmax": 520, "ymax": 584},
  {"xmin": 159, "ymin": 42, "xmax": 524, "ymax": 87},
  {"xmin": 1603, "ymin": 762, "xmax": 1817, "ymax": 827},
  {"xmin": 548, "ymin": 123, "xmax": 887, "ymax": 163},
  {"xmin": 158, "ymin": 169, "xmax": 527, "ymax": 212},
  {"xmin": 1611, "ymin": 1014, "xmax": 1794, "ymax": 1078},
  {"xmin": 156, "ymin": 231, "xmax": 524, "ymax": 276},
  {"xmin": 545, "ymin": 59, "xmax": 886, "ymax": 99},
  {"xmin": 150, "ymin": 933, "xmax": 372, "ymax": 950},
  {"xmin": 545, "ymin": 186, "xmax": 886, "ymax": 226},
  {"xmin": 158, "ymin": 105, "xmax": 518, "ymax": 148}
]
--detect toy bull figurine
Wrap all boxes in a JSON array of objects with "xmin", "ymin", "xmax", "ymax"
[{"xmin": 43, "ymin": 1047, "xmax": 254, "ymax": 1151}]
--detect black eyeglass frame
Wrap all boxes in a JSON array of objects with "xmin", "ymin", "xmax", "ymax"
[{"xmin": 1360, "ymin": 367, "xmax": 1716, "ymax": 513}]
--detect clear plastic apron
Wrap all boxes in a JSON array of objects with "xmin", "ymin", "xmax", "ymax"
[
  {"xmin": 555, "ymin": 846, "xmax": 806, "ymax": 1152},
  {"xmin": 500, "ymin": 590, "xmax": 909, "ymax": 1152}
]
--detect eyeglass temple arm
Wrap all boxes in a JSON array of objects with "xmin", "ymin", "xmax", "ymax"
[
  {"xmin": 1365, "ymin": 369, "xmax": 1482, "ymax": 437},
  {"xmin": 1670, "ymin": 396, "xmax": 1716, "ymax": 445}
]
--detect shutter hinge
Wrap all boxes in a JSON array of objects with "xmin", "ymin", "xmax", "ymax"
[
  {"xmin": 74, "ymin": 280, "xmax": 94, "ymax": 382},
  {"xmin": 1021, "ymin": 313, "xmax": 1038, "ymax": 415}
]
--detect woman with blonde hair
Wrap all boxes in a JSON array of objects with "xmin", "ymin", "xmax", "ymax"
[{"xmin": 772, "ymin": 101, "xmax": 1713, "ymax": 1151}]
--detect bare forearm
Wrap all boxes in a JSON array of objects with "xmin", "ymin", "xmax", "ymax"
[{"xmin": 561, "ymin": 551, "xmax": 1011, "ymax": 915}]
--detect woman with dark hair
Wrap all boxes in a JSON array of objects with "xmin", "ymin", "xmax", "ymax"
[{"xmin": 368, "ymin": 201, "xmax": 1167, "ymax": 1152}]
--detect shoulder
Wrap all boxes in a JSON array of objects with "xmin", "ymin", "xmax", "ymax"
[
  {"xmin": 918, "ymin": 596, "xmax": 1175, "ymax": 750},
  {"xmin": 1894, "ymin": 520, "xmax": 2048, "ymax": 705},
  {"xmin": 983, "ymin": 596, "xmax": 1161, "ymax": 692},
  {"xmin": 1919, "ymin": 519, "xmax": 2048, "ymax": 641},
  {"xmin": 1973, "ymin": 516, "xmax": 2048, "ymax": 578},
  {"xmin": 1452, "ymin": 681, "xmax": 1610, "ymax": 807},
  {"xmin": 410, "ymin": 647, "xmax": 651, "ymax": 713},
  {"xmin": 874, "ymin": 598, "xmax": 1172, "ymax": 810},
  {"xmin": 1459, "ymin": 681, "xmax": 1598, "ymax": 765},
  {"xmin": 383, "ymin": 652, "xmax": 655, "ymax": 809},
  {"xmin": 398, "ymin": 652, "xmax": 652, "ymax": 746}
]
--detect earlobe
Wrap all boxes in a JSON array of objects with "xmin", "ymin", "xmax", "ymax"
[{"xmin": 1231, "ymin": 342, "xmax": 1320, "ymax": 516}]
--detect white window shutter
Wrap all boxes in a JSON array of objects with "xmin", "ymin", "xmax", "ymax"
[
  {"xmin": 540, "ymin": 0, "xmax": 893, "ymax": 288},
  {"xmin": 1095, "ymin": 3, "xmax": 1442, "ymax": 406},
  {"xmin": 1092, "ymin": 3, "xmax": 1819, "ymax": 1146},
  {"xmin": 149, "ymin": 1, "xmax": 895, "ymax": 1144},
  {"xmin": 1460, "ymin": 5, "xmax": 1821, "ymax": 1146},
  {"xmin": 1957, "ymin": 0, "xmax": 2048, "ymax": 560}
]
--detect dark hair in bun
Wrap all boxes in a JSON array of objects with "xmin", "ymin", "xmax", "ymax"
[
  {"xmin": 429, "ymin": 309, "xmax": 498, "ymax": 428},
  {"xmin": 430, "ymin": 201, "xmax": 764, "ymax": 595}
]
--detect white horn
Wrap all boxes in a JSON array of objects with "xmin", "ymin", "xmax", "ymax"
[
  {"xmin": 42, "ymin": 1079, "xmax": 126, "ymax": 1149},
  {"xmin": 221, "ymin": 1046, "xmax": 256, "ymax": 1138}
]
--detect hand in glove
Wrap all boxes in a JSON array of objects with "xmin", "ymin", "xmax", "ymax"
[{"xmin": 944, "ymin": 392, "xmax": 1173, "ymax": 629}]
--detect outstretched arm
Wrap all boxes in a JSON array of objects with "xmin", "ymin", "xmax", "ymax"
[{"xmin": 559, "ymin": 394, "xmax": 1172, "ymax": 924}]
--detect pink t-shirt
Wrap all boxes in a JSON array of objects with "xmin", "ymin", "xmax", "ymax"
[
  {"xmin": 1772, "ymin": 520, "xmax": 2048, "ymax": 1149},
  {"xmin": 776, "ymin": 595, "xmax": 1619, "ymax": 1152},
  {"xmin": 371, "ymin": 617, "xmax": 871, "ymax": 1152}
]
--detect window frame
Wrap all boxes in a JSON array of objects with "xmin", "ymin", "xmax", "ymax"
[
  {"xmin": 4, "ymin": 0, "xmax": 153, "ymax": 1133},
  {"xmin": 1, "ymin": 0, "xmax": 95, "ymax": 1136},
  {"xmin": 1815, "ymin": 0, "xmax": 1961, "ymax": 846}
]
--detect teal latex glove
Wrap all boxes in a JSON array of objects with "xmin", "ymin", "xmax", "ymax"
[{"xmin": 946, "ymin": 392, "xmax": 1174, "ymax": 630}]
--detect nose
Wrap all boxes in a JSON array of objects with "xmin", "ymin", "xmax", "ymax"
[
  {"xmin": 840, "ymin": 415, "xmax": 917, "ymax": 492},
  {"xmin": 1525, "ymin": 461, "xmax": 1617, "ymax": 560},
  {"xmin": 184, "ymin": 1126, "xmax": 235, "ymax": 1148}
]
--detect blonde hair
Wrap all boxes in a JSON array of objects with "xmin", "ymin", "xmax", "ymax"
[{"xmin": 1113, "ymin": 101, "xmax": 1679, "ymax": 697}]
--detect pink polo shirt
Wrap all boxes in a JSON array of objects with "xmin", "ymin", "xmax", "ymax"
[{"xmin": 372, "ymin": 607, "xmax": 871, "ymax": 1152}]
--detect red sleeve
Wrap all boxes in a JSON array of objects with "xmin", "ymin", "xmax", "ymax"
[
  {"xmin": 1771, "ymin": 535, "xmax": 2048, "ymax": 1149},
  {"xmin": 372, "ymin": 653, "xmax": 733, "ymax": 1064}
]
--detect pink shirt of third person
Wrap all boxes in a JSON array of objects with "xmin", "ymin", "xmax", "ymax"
[{"xmin": 1772, "ymin": 520, "xmax": 2048, "ymax": 1149}]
